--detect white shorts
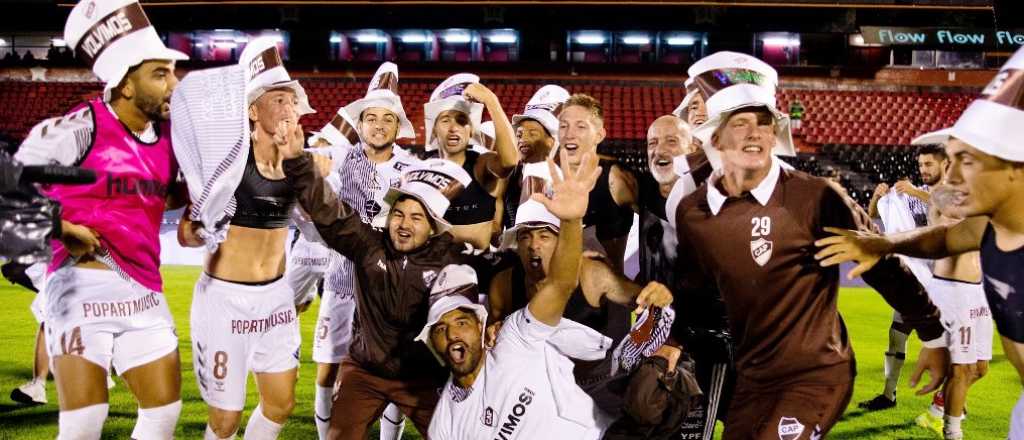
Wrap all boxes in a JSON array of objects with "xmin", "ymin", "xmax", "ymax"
[
  {"xmin": 190, "ymin": 274, "xmax": 301, "ymax": 411},
  {"xmin": 311, "ymin": 289, "xmax": 357, "ymax": 364},
  {"xmin": 28, "ymin": 263, "xmax": 48, "ymax": 324},
  {"xmin": 286, "ymin": 234, "xmax": 336, "ymax": 306},
  {"xmin": 927, "ymin": 277, "xmax": 994, "ymax": 365},
  {"xmin": 43, "ymin": 267, "xmax": 177, "ymax": 374}
]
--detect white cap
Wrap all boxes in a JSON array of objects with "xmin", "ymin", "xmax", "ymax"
[
  {"xmin": 470, "ymin": 120, "xmax": 496, "ymax": 153},
  {"xmin": 415, "ymin": 264, "xmax": 488, "ymax": 365},
  {"xmin": 672, "ymin": 78, "xmax": 698, "ymax": 119},
  {"xmin": 240, "ymin": 37, "xmax": 314, "ymax": 115},
  {"xmin": 499, "ymin": 199, "xmax": 561, "ymax": 250},
  {"xmin": 64, "ymin": 0, "xmax": 188, "ymax": 100},
  {"xmin": 912, "ymin": 46, "xmax": 1024, "ymax": 162},
  {"xmin": 687, "ymin": 51, "xmax": 794, "ymax": 169},
  {"xmin": 309, "ymin": 107, "xmax": 359, "ymax": 148},
  {"xmin": 424, "ymin": 73, "xmax": 485, "ymax": 151},
  {"xmin": 383, "ymin": 158, "xmax": 472, "ymax": 234},
  {"xmin": 512, "ymin": 85, "xmax": 570, "ymax": 145},
  {"xmin": 344, "ymin": 62, "xmax": 416, "ymax": 140}
]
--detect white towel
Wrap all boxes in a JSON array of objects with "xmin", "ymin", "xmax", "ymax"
[
  {"xmin": 170, "ymin": 65, "xmax": 250, "ymax": 253},
  {"xmin": 877, "ymin": 191, "xmax": 933, "ymax": 283}
]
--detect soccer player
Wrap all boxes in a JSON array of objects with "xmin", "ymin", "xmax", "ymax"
[
  {"xmin": 503, "ymin": 84, "xmax": 570, "ymax": 230},
  {"xmin": 13, "ymin": 1, "xmax": 188, "ymax": 437},
  {"xmin": 282, "ymin": 126, "xmax": 500, "ymax": 439},
  {"xmin": 424, "ymin": 74, "xmax": 518, "ymax": 249},
  {"xmin": 860, "ymin": 145, "xmax": 944, "ymax": 411},
  {"xmin": 301, "ymin": 64, "xmax": 421, "ymax": 440},
  {"xmin": 177, "ymin": 38, "xmax": 321, "ymax": 439},
  {"xmin": 421, "ymin": 151, "xmax": 614, "ymax": 440},
  {"xmin": 815, "ymin": 46, "xmax": 1024, "ymax": 440},
  {"xmin": 5, "ymin": 262, "xmax": 51, "ymax": 406},
  {"xmin": 671, "ymin": 63, "xmax": 950, "ymax": 439},
  {"xmin": 557, "ymin": 94, "xmax": 637, "ymax": 271}
]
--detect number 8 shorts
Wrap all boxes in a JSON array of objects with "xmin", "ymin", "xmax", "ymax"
[
  {"xmin": 927, "ymin": 277, "xmax": 994, "ymax": 365},
  {"xmin": 191, "ymin": 273, "xmax": 301, "ymax": 411},
  {"xmin": 43, "ymin": 267, "xmax": 177, "ymax": 374}
]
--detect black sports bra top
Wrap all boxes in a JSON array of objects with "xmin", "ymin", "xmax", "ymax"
[{"xmin": 230, "ymin": 149, "xmax": 296, "ymax": 229}]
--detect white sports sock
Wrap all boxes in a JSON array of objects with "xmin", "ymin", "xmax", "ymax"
[
  {"xmin": 57, "ymin": 403, "xmax": 109, "ymax": 440},
  {"xmin": 379, "ymin": 403, "xmax": 406, "ymax": 440},
  {"xmin": 883, "ymin": 328, "xmax": 909, "ymax": 400},
  {"xmin": 244, "ymin": 405, "xmax": 283, "ymax": 440},
  {"xmin": 315, "ymin": 385, "xmax": 333, "ymax": 440},
  {"xmin": 131, "ymin": 400, "xmax": 182, "ymax": 440},
  {"xmin": 204, "ymin": 424, "xmax": 236, "ymax": 440},
  {"xmin": 943, "ymin": 414, "xmax": 963, "ymax": 439}
]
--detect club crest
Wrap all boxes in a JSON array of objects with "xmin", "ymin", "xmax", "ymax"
[
  {"xmin": 751, "ymin": 237, "xmax": 773, "ymax": 267},
  {"xmin": 777, "ymin": 416, "xmax": 804, "ymax": 440}
]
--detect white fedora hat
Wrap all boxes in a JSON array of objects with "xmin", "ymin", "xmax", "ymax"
[
  {"xmin": 913, "ymin": 45, "xmax": 1024, "ymax": 163},
  {"xmin": 343, "ymin": 62, "xmax": 416, "ymax": 140},
  {"xmin": 64, "ymin": 0, "xmax": 188, "ymax": 100},
  {"xmin": 240, "ymin": 36, "xmax": 315, "ymax": 115},
  {"xmin": 424, "ymin": 73, "xmax": 485, "ymax": 151},
  {"xmin": 415, "ymin": 264, "xmax": 487, "ymax": 365},
  {"xmin": 382, "ymin": 158, "xmax": 472, "ymax": 235},
  {"xmin": 309, "ymin": 107, "xmax": 360, "ymax": 148},
  {"xmin": 687, "ymin": 51, "xmax": 795, "ymax": 169},
  {"xmin": 511, "ymin": 85, "xmax": 570, "ymax": 146}
]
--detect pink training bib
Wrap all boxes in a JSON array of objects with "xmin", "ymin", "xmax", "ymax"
[{"xmin": 45, "ymin": 98, "xmax": 176, "ymax": 292}]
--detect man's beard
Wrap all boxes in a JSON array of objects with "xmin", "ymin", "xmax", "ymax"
[
  {"xmin": 135, "ymin": 91, "xmax": 168, "ymax": 122},
  {"xmin": 923, "ymin": 174, "xmax": 941, "ymax": 186},
  {"xmin": 650, "ymin": 166, "xmax": 679, "ymax": 185},
  {"xmin": 449, "ymin": 345, "xmax": 483, "ymax": 376},
  {"xmin": 521, "ymin": 139, "xmax": 551, "ymax": 163}
]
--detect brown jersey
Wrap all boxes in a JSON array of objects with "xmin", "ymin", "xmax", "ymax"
[{"xmin": 673, "ymin": 160, "xmax": 943, "ymax": 390}]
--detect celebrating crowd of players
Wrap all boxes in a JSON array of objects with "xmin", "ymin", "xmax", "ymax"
[{"xmin": 4, "ymin": 1, "xmax": 1024, "ymax": 439}]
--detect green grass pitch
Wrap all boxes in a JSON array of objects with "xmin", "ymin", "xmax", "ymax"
[{"xmin": 0, "ymin": 265, "xmax": 1017, "ymax": 438}]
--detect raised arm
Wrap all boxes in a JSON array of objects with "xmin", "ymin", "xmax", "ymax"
[
  {"xmin": 277, "ymin": 121, "xmax": 375, "ymax": 260},
  {"xmin": 580, "ymin": 255, "xmax": 673, "ymax": 312},
  {"xmin": 464, "ymin": 83, "xmax": 518, "ymax": 179},
  {"xmin": 527, "ymin": 150, "xmax": 602, "ymax": 326}
]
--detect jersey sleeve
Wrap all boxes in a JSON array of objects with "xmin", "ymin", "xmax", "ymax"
[
  {"xmin": 14, "ymin": 106, "xmax": 94, "ymax": 166},
  {"xmin": 818, "ymin": 185, "xmax": 946, "ymax": 342},
  {"xmin": 496, "ymin": 308, "xmax": 559, "ymax": 354},
  {"xmin": 284, "ymin": 152, "xmax": 378, "ymax": 263}
]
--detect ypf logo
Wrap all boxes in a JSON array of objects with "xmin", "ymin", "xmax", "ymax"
[{"xmin": 777, "ymin": 417, "xmax": 805, "ymax": 440}]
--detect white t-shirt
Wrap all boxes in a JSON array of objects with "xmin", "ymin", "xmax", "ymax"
[{"xmin": 428, "ymin": 308, "xmax": 612, "ymax": 440}]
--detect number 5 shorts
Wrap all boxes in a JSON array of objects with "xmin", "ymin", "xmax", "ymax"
[
  {"xmin": 43, "ymin": 266, "xmax": 177, "ymax": 375},
  {"xmin": 191, "ymin": 273, "xmax": 301, "ymax": 411}
]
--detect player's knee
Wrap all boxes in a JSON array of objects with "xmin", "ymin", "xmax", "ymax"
[
  {"xmin": 132, "ymin": 400, "xmax": 181, "ymax": 440},
  {"xmin": 208, "ymin": 408, "xmax": 242, "ymax": 437},
  {"xmin": 262, "ymin": 395, "xmax": 296, "ymax": 421},
  {"xmin": 950, "ymin": 363, "xmax": 976, "ymax": 381},
  {"xmin": 316, "ymin": 363, "xmax": 339, "ymax": 387},
  {"xmin": 58, "ymin": 403, "xmax": 109, "ymax": 440},
  {"xmin": 974, "ymin": 361, "xmax": 989, "ymax": 379}
]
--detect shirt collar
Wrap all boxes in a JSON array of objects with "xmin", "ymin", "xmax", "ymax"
[{"xmin": 706, "ymin": 155, "xmax": 782, "ymax": 216}]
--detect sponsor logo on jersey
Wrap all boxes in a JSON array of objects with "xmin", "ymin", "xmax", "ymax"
[
  {"xmin": 751, "ymin": 237, "xmax": 773, "ymax": 267},
  {"xmin": 493, "ymin": 388, "xmax": 535, "ymax": 440},
  {"xmin": 778, "ymin": 416, "xmax": 804, "ymax": 440}
]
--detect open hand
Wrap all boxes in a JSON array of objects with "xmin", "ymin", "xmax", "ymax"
[
  {"xmin": 910, "ymin": 346, "xmax": 949, "ymax": 395},
  {"xmin": 813, "ymin": 227, "xmax": 890, "ymax": 279},
  {"xmin": 530, "ymin": 149, "xmax": 601, "ymax": 221}
]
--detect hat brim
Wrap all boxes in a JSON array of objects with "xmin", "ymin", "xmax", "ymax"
[
  {"xmin": 692, "ymin": 102, "xmax": 794, "ymax": 170},
  {"xmin": 911, "ymin": 127, "xmax": 955, "ymax": 146},
  {"xmin": 415, "ymin": 301, "xmax": 488, "ymax": 365},
  {"xmin": 101, "ymin": 46, "xmax": 191, "ymax": 99},
  {"xmin": 248, "ymin": 79, "xmax": 316, "ymax": 115},
  {"xmin": 499, "ymin": 221, "xmax": 559, "ymax": 251},
  {"xmin": 344, "ymin": 95, "xmax": 416, "ymax": 140},
  {"xmin": 382, "ymin": 187, "xmax": 453, "ymax": 235}
]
